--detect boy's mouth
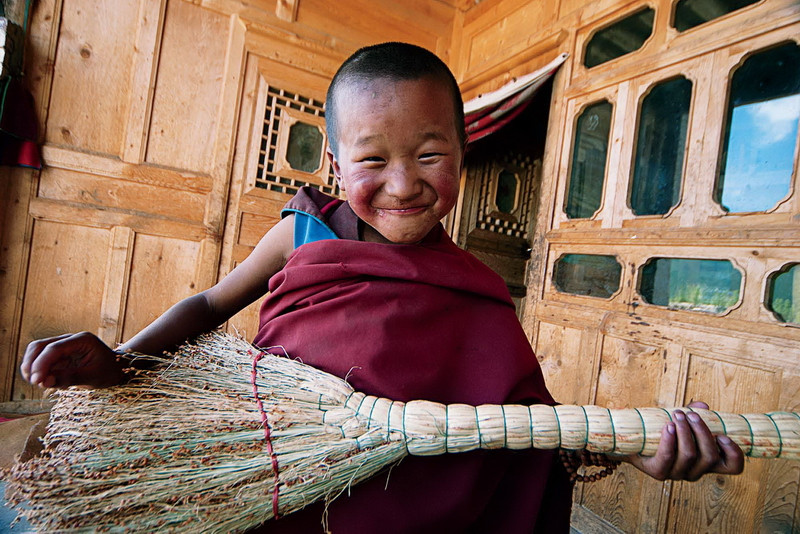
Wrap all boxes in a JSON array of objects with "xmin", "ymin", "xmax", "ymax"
[{"xmin": 375, "ymin": 206, "xmax": 428, "ymax": 216}]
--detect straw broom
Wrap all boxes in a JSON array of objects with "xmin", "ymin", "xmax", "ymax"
[{"xmin": 4, "ymin": 331, "xmax": 799, "ymax": 533}]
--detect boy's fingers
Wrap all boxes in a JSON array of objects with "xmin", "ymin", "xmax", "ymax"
[
  {"xmin": 684, "ymin": 411, "xmax": 720, "ymax": 481},
  {"xmin": 716, "ymin": 435, "xmax": 745, "ymax": 474},
  {"xmin": 21, "ymin": 334, "xmax": 73, "ymax": 382},
  {"xmin": 669, "ymin": 411, "xmax": 699, "ymax": 479},
  {"xmin": 27, "ymin": 333, "xmax": 96, "ymax": 388},
  {"xmin": 651, "ymin": 423, "xmax": 677, "ymax": 480}
]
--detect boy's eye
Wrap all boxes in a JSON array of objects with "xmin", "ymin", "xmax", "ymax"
[
  {"xmin": 419, "ymin": 152, "xmax": 443, "ymax": 160},
  {"xmin": 360, "ymin": 156, "xmax": 385, "ymax": 163}
]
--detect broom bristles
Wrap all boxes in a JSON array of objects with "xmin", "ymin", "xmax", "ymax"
[{"xmin": 4, "ymin": 331, "xmax": 799, "ymax": 533}]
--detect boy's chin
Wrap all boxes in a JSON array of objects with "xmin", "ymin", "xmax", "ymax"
[{"xmin": 363, "ymin": 223, "xmax": 434, "ymax": 245}]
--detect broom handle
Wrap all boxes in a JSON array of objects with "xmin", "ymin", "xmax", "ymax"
[{"xmin": 343, "ymin": 394, "xmax": 800, "ymax": 459}]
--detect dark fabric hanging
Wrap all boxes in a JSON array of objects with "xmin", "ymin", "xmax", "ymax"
[
  {"xmin": 0, "ymin": 75, "xmax": 41, "ymax": 169},
  {"xmin": 464, "ymin": 53, "xmax": 568, "ymax": 145}
]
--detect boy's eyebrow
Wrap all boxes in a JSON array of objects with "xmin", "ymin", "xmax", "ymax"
[
  {"xmin": 420, "ymin": 131, "xmax": 450, "ymax": 142},
  {"xmin": 353, "ymin": 130, "xmax": 451, "ymax": 147},
  {"xmin": 354, "ymin": 134, "xmax": 383, "ymax": 147}
]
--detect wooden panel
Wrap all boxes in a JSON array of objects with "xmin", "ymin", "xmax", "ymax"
[
  {"xmin": 145, "ymin": 0, "xmax": 229, "ymax": 173},
  {"xmin": 37, "ymin": 168, "xmax": 208, "ymax": 223},
  {"xmin": 759, "ymin": 371, "xmax": 800, "ymax": 533},
  {"xmin": 465, "ymin": 0, "xmax": 558, "ymax": 75},
  {"xmin": 596, "ymin": 336, "xmax": 675, "ymax": 408},
  {"xmin": 666, "ymin": 354, "xmax": 782, "ymax": 533},
  {"xmin": 0, "ymin": 169, "xmax": 37, "ymax": 402},
  {"xmin": 238, "ymin": 211, "xmax": 280, "ymax": 248},
  {"xmin": 41, "ymin": 145, "xmax": 214, "ymax": 193},
  {"xmin": 121, "ymin": 233, "xmax": 202, "ymax": 341},
  {"xmin": 45, "ymin": 0, "xmax": 139, "ymax": 154},
  {"xmin": 534, "ymin": 321, "xmax": 596, "ymax": 405},
  {"xmin": 14, "ymin": 221, "xmax": 112, "ymax": 400},
  {"xmin": 580, "ymin": 336, "xmax": 679, "ymax": 533},
  {"xmin": 295, "ymin": 0, "xmax": 451, "ymax": 52}
]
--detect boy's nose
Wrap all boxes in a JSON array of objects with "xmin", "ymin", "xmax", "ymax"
[{"xmin": 384, "ymin": 162, "xmax": 423, "ymax": 200}]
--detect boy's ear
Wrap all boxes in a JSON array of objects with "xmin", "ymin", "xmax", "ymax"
[{"xmin": 326, "ymin": 147, "xmax": 345, "ymax": 190}]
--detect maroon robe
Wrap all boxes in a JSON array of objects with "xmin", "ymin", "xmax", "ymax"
[{"xmin": 251, "ymin": 188, "xmax": 572, "ymax": 533}]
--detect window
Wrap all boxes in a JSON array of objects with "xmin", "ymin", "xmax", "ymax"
[
  {"xmin": 286, "ymin": 122, "xmax": 324, "ymax": 173},
  {"xmin": 673, "ymin": 0, "xmax": 760, "ymax": 32},
  {"xmin": 584, "ymin": 8, "xmax": 655, "ymax": 68},
  {"xmin": 256, "ymin": 85, "xmax": 340, "ymax": 196},
  {"xmin": 716, "ymin": 42, "xmax": 800, "ymax": 213},
  {"xmin": 630, "ymin": 77, "xmax": 693, "ymax": 215},
  {"xmin": 554, "ymin": 254, "xmax": 622, "ymax": 298},
  {"xmin": 639, "ymin": 258, "xmax": 741, "ymax": 313},
  {"xmin": 765, "ymin": 263, "xmax": 799, "ymax": 324},
  {"xmin": 495, "ymin": 169, "xmax": 519, "ymax": 214},
  {"xmin": 565, "ymin": 101, "xmax": 613, "ymax": 219}
]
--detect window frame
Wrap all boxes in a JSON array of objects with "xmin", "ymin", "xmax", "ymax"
[
  {"xmin": 713, "ymin": 39, "xmax": 800, "ymax": 216},
  {"xmin": 555, "ymin": 87, "xmax": 621, "ymax": 228}
]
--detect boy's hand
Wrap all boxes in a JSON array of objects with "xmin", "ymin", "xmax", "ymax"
[
  {"xmin": 624, "ymin": 401, "xmax": 745, "ymax": 481},
  {"xmin": 21, "ymin": 332, "xmax": 127, "ymax": 389}
]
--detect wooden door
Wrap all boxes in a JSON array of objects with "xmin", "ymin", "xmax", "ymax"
[
  {"xmin": 522, "ymin": 0, "xmax": 800, "ymax": 531},
  {"xmin": 0, "ymin": 0, "xmax": 245, "ymax": 403}
]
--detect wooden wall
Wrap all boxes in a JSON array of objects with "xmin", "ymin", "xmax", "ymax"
[
  {"xmin": 1, "ymin": 0, "xmax": 799, "ymax": 532},
  {"xmin": 0, "ymin": 0, "xmax": 458, "ymax": 402},
  {"xmin": 456, "ymin": 0, "xmax": 800, "ymax": 531}
]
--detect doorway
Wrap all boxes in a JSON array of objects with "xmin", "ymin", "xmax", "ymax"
[{"xmin": 455, "ymin": 78, "xmax": 553, "ymax": 313}]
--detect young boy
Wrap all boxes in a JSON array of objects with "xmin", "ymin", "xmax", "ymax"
[{"xmin": 21, "ymin": 42, "xmax": 742, "ymax": 532}]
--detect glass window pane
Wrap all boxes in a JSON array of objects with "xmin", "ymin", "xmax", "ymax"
[
  {"xmin": 716, "ymin": 43, "xmax": 800, "ymax": 213},
  {"xmin": 286, "ymin": 122, "xmax": 324, "ymax": 173},
  {"xmin": 584, "ymin": 8, "xmax": 655, "ymax": 69},
  {"xmin": 765, "ymin": 263, "xmax": 800, "ymax": 324},
  {"xmin": 566, "ymin": 101, "xmax": 613, "ymax": 219},
  {"xmin": 496, "ymin": 169, "xmax": 519, "ymax": 214},
  {"xmin": 630, "ymin": 77, "xmax": 693, "ymax": 216},
  {"xmin": 673, "ymin": 0, "xmax": 759, "ymax": 32},
  {"xmin": 639, "ymin": 258, "xmax": 741, "ymax": 313},
  {"xmin": 554, "ymin": 254, "xmax": 622, "ymax": 298}
]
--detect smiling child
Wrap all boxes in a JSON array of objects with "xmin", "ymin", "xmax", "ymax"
[{"xmin": 21, "ymin": 42, "xmax": 742, "ymax": 533}]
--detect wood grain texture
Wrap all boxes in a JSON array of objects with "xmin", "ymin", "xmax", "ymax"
[
  {"xmin": 15, "ymin": 221, "xmax": 111, "ymax": 401},
  {"xmin": 145, "ymin": 0, "xmax": 229, "ymax": 173},
  {"xmin": 45, "ymin": 0, "xmax": 139, "ymax": 154},
  {"xmin": 121, "ymin": 233, "xmax": 202, "ymax": 341}
]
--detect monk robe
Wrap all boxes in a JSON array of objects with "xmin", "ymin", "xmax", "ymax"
[{"xmin": 251, "ymin": 188, "xmax": 573, "ymax": 533}]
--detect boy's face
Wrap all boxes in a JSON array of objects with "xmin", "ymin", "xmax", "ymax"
[{"xmin": 327, "ymin": 76, "xmax": 464, "ymax": 244}]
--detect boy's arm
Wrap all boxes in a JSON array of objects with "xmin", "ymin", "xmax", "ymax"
[{"xmin": 21, "ymin": 216, "xmax": 296, "ymax": 389}]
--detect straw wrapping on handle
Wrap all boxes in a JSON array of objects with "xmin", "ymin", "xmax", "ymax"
[{"xmin": 350, "ymin": 399, "xmax": 800, "ymax": 459}]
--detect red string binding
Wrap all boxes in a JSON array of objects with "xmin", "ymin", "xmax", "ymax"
[{"xmin": 250, "ymin": 349, "xmax": 281, "ymax": 520}]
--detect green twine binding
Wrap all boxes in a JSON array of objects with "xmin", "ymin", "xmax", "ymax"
[
  {"xmin": 354, "ymin": 395, "xmax": 367, "ymax": 416},
  {"xmin": 712, "ymin": 410, "xmax": 727, "ymax": 437},
  {"xmin": 580, "ymin": 405, "xmax": 590, "ymax": 449},
  {"xmin": 741, "ymin": 413, "xmax": 755, "ymax": 456},
  {"xmin": 765, "ymin": 413, "xmax": 783, "ymax": 458},
  {"xmin": 527, "ymin": 406, "xmax": 534, "ymax": 449},
  {"xmin": 402, "ymin": 405, "xmax": 410, "ymax": 455},
  {"xmin": 501, "ymin": 405, "xmax": 508, "ymax": 449},
  {"xmin": 634, "ymin": 408, "xmax": 646, "ymax": 454},
  {"xmin": 445, "ymin": 405, "xmax": 450, "ymax": 453},
  {"xmin": 366, "ymin": 397, "xmax": 379, "ymax": 431},
  {"xmin": 475, "ymin": 407, "xmax": 484, "ymax": 449},
  {"xmin": 354, "ymin": 395, "xmax": 368, "ymax": 449},
  {"xmin": 387, "ymin": 401, "xmax": 394, "ymax": 441},
  {"xmin": 659, "ymin": 407, "xmax": 673, "ymax": 422},
  {"xmin": 553, "ymin": 406, "xmax": 562, "ymax": 449},
  {"xmin": 607, "ymin": 408, "xmax": 617, "ymax": 454}
]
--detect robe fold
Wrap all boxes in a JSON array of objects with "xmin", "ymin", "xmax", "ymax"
[{"xmin": 250, "ymin": 189, "xmax": 572, "ymax": 533}]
